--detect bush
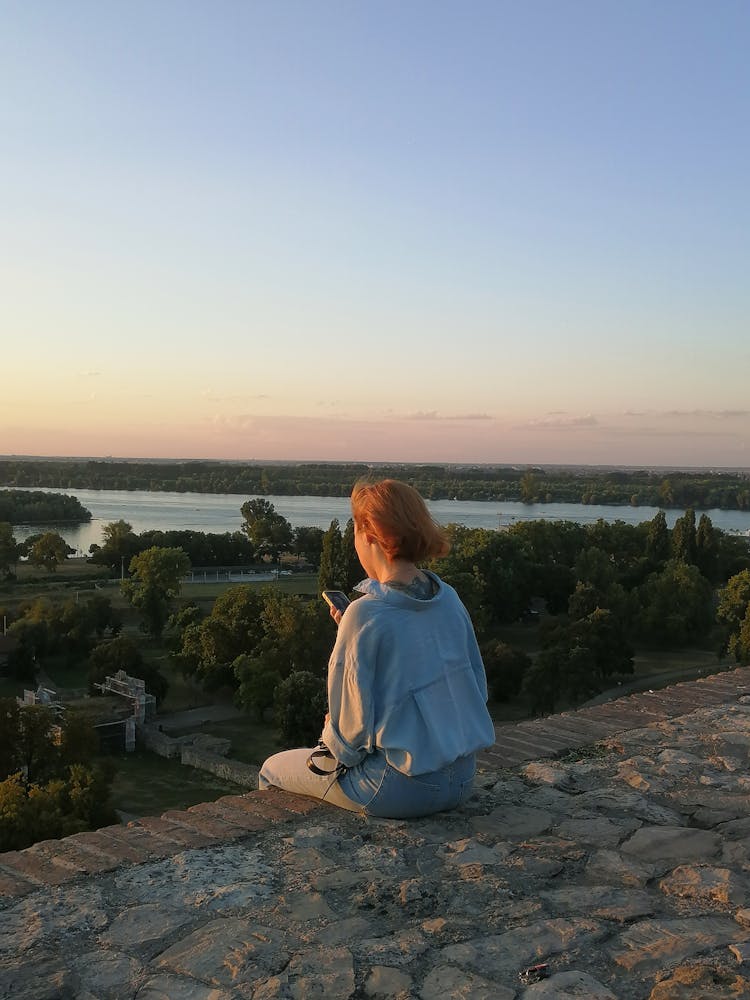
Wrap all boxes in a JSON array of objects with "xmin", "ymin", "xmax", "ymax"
[
  {"xmin": 274, "ymin": 670, "xmax": 327, "ymax": 746},
  {"xmin": 482, "ymin": 642, "xmax": 531, "ymax": 701}
]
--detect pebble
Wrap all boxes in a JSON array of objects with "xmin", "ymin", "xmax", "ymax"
[{"xmin": 1, "ymin": 702, "xmax": 750, "ymax": 998}]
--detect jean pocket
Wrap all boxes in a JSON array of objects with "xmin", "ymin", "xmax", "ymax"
[{"xmin": 367, "ymin": 767, "xmax": 443, "ymax": 819}]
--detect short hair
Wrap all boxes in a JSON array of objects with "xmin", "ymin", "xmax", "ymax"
[{"xmin": 351, "ymin": 478, "xmax": 450, "ymax": 562}]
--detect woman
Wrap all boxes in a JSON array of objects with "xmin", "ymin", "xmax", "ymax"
[{"xmin": 259, "ymin": 479, "xmax": 496, "ymax": 818}]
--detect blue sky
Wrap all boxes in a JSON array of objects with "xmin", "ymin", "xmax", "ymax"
[{"xmin": 2, "ymin": 1, "xmax": 749, "ymax": 466}]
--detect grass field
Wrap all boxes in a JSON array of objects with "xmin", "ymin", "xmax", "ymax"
[
  {"xmin": 163, "ymin": 716, "xmax": 281, "ymax": 766},
  {"xmin": 106, "ymin": 749, "xmax": 249, "ymax": 819}
]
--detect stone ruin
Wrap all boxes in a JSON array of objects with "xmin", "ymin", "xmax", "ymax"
[{"xmin": 94, "ymin": 668, "xmax": 156, "ymax": 725}]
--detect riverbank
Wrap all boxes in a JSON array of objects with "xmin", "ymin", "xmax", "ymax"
[{"xmin": 8, "ymin": 485, "xmax": 750, "ymax": 554}]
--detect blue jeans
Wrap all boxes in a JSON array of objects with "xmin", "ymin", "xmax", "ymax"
[
  {"xmin": 259, "ymin": 747, "xmax": 476, "ymax": 819},
  {"xmin": 339, "ymin": 751, "xmax": 476, "ymax": 818}
]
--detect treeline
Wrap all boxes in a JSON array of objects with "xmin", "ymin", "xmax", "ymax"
[
  {"xmin": 167, "ymin": 508, "xmax": 750, "ymax": 722},
  {"xmin": 2, "ymin": 460, "xmax": 750, "ymax": 510},
  {"xmin": 0, "ymin": 489, "xmax": 91, "ymax": 524}
]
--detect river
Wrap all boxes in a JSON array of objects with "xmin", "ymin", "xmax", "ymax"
[{"xmin": 8, "ymin": 487, "xmax": 750, "ymax": 556}]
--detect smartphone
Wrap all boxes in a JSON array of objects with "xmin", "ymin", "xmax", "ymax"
[{"xmin": 322, "ymin": 590, "xmax": 350, "ymax": 613}]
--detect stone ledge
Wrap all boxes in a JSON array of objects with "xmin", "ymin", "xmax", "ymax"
[
  {"xmin": 0, "ymin": 787, "xmax": 323, "ymax": 900},
  {"xmin": 479, "ymin": 665, "xmax": 750, "ymax": 771},
  {"xmin": 1, "ymin": 666, "xmax": 748, "ymax": 904}
]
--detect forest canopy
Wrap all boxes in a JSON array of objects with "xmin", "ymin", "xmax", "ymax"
[{"xmin": 0, "ymin": 489, "xmax": 91, "ymax": 525}]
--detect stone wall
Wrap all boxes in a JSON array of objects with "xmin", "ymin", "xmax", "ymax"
[
  {"xmin": 138, "ymin": 722, "xmax": 255, "ymax": 786},
  {"xmin": 179, "ymin": 746, "xmax": 259, "ymax": 788},
  {"xmin": 2, "ymin": 666, "xmax": 750, "ymax": 999}
]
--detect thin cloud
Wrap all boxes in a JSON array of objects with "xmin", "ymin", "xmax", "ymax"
[
  {"xmin": 201, "ymin": 390, "xmax": 269, "ymax": 402},
  {"xmin": 625, "ymin": 409, "xmax": 750, "ymax": 421},
  {"xmin": 78, "ymin": 370, "xmax": 101, "ymax": 377},
  {"xmin": 521, "ymin": 414, "xmax": 598, "ymax": 429},
  {"xmin": 399, "ymin": 411, "xmax": 494, "ymax": 422},
  {"xmin": 405, "ymin": 411, "xmax": 440, "ymax": 421}
]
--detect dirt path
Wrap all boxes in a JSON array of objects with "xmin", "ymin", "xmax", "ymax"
[{"xmin": 155, "ymin": 703, "xmax": 246, "ymax": 731}]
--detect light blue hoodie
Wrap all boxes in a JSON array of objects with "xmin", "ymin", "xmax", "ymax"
[{"xmin": 320, "ymin": 571, "xmax": 496, "ymax": 776}]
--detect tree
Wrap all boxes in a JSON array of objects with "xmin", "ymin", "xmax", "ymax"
[
  {"xmin": 520, "ymin": 470, "xmax": 538, "ymax": 503},
  {"xmin": 695, "ymin": 513, "xmax": 719, "ymax": 581},
  {"xmin": 292, "ymin": 526, "xmax": 325, "ymax": 568},
  {"xmin": 717, "ymin": 570, "xmax": 750, "ymax": 663},
  {"xmin": 318, "ymin": 519, "xmax": 346, "ymax": 593},
  {"xmin": 637, "ymin": 559, "xmax": 713, "ymax": 645},
  {"xmin": 122, "ymin": 546, "xmax": 190, "ymax": 637},
  {"xmin": 0, "ymin": 698, "xmax": 21, "ymax": 779},
  {"xmin": 671, "ymin": 508, "xmax": 697, "ymax": 564},
  {"xmin": 240, "ymin": 499, "xmax": 292, "ymax": 562},
  {"xmin": 645, "ymin": 510, "xmax": 670, "ymax": 564},
  {"xmin": 233, "ymin": 654, "xmax": 282, "ymax": 721},
  {"xmin": 89, "ymin": 519, "xmax": 140, "ymax": 575},
  {"xmin": 569, "ymin": 607, "xmax": 634, "ymax": 681},
  {"xmin": 481, "ymin": 642, "xmax": 530, "ymax": 701},
  {"xmin": 24, "ymin": 531, "xmax": 71, "ymax": 572},
  {"xmin": 16, "ymin": 706, "xmax": 59, "ymax": 785},
  {"xmin": 0, "ymin": 522, "xmax": 19, "ymax": 576},
  {"xmin": 521, "ymin": 648, "xmax": 561, "ymax": 715},
  {"xmin": 6, "ymin": 618, "xmax": 51, "ymax": 680},
  {"xmin": 342, "ymin": 518, "xmax": 362, "ymax": 591},
  {"xmin": 88, "ymin": 636, "xmax": 170, "ymax": 704},
  {"xmin": 175, "ymin": 586, "xmax": 266, "ymax": 688},
  {"xmin": 274, "ymin": 670, "xmax": 327, "ymax": 746}
]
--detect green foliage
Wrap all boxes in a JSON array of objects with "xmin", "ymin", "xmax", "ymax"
[
  {"xmin": 523, "ymin": 606, "xmax": 634, "ymax": 715},
  {"xmin": 0, "ymin": 703, "xmax": 117, "ymax": 850},
  {"xmin": 122, "ymin": 546, "xmax": 191, "ymax": 637},
  {"xmin": 0, "ymin": 699, "xmax": 21, "ymax": 777},
  {"xmin": 3, "ymin": 459, "xmax": 749, "ymax": 510},
  {"xmin": 342, "ymin": 518, "xmax": 362, "ymax": 591},
  {"xmin": 645, "ymin": 510, "xmax": 670, "ymax": 563},
  {"xmin": 291, "ymin": 525, "xmax": 325, "ymax": 568},
  {"xmin": 671, "ymin": 508, "xmax": 697, "ymax": 564},
  {"xmin": 176, "ymin": 585, "xmax": 332, "ymax": 698},
  {"xmin": 0, "ymin": 489, "xmax": 91, "ymax": 525},
  {"xmin": 240, "ymin": 499, "xmax": 292, "ymax": 561},
  {"xmin": 318, "ymin": 519, "xmax": 346, "ymax": 593},
  {"xmin": 5, "ymin": 594, "xmax": 121, "ymax": 675},
  {"xmin": 0, "ymin": 522, "xmax": 20, "ymax": 576},
  {"xmin": 88, "ymin": 636, "xmax": 169, "ymax": 704},
  {"xmin": 233, "ymin": 654, "xmax": 282, "ymax": 721},
  {"xmin": 433, "ymin": 526, "xmax": 532, "ymax": 627},
  {"xmin": 89, "ymin": 520, "xmax": 257, "ymax": 572},
  {"xmin": 482, "ymin": 642, "xmax": 530, "ymax": 701},
  {"xmin": 274, "ymin": 670, "xmax": 327, "ymax": 746},
  {"xmin": 717, "ymin": 570, "xmax": 750, "ymax": 663},
  {"xmin": 637, "ymin": 560, "xmax": 714, "ymax": 645},
  {"xmin": 695, "ymin": 513, "xmax": 720, "ymax": 581},
  {"xmin": 23, "ymin": 531, "xmax": 72, "ymax": 572}
]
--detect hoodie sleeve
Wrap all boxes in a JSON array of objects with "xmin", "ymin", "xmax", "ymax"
[{"xmin": 320, "ymin": 606, "xmax": 377, "ymax": 767}]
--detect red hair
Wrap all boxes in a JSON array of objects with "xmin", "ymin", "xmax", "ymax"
[{"xmin": 351, "ymin": 478, "xmax": 450, "ymax": 562}]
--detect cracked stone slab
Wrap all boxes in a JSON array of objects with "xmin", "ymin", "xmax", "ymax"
[
  {"xmin": 609, "ymin": 916, "xmax": 750, "ymax": 972},
  {"xmin": 155, "ymin": 919, "xmax": 289, "ymax": 987}
]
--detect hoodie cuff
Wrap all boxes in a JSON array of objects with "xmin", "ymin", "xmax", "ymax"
[{"xmin": 321, "ymin": 719, "xmax": 366, "ymax": 768}]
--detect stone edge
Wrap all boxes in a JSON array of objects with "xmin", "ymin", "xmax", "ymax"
[{"xmin": 1, "ymin": 664, "xmax": 748, "ymax": 901}]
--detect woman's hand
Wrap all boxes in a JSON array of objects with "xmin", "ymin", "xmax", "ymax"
[{"xmin": 330, "ymin": 606, "xmax": 343, "ymax": 626}]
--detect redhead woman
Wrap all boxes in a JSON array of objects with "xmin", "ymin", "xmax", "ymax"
[{"xmin": 258, "ymin": 479, "xmax": 496, "ymax": 818}]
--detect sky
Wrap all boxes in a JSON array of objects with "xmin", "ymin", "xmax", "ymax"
[{"xmin": 2, "ymin": 1, "xmax": 749, "ymax": 469}]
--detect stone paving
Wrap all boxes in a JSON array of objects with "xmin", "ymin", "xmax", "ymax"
[{"xmin": 1, "ymin": 666, "xmax": 750, "ymax": 999}]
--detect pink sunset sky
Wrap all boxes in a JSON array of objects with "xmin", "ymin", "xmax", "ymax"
[{"xmin": 2, "ymin": 2, "xmax": 748, "ymax": 469}]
